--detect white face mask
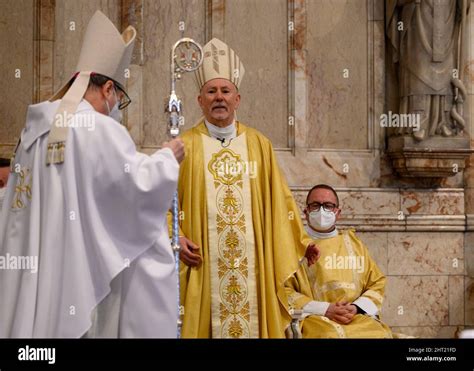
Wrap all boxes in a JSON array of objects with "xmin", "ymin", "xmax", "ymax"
[
  {"xmin": 308, "ymin": 209, "xmax": 336, "ymax": 232},
  {"xmin": 105, "ymin": 89, "xmax": 122, "ymax": 123},
  {"xmin": 0, "ymin": 187, "xmax": 6, "ymax": 210}
]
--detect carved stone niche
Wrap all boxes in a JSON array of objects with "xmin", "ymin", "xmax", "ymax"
[
  {"xmin": 388, "ymin": 135, "xmax": 472, "ymax": 178},
  {"xmin": 384, "ymin": 0, "xmax": 473, "ymax": 178}
]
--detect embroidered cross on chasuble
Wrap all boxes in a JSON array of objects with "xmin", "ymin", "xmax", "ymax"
[{"xmin": 201, "ymin": 133, "xmax": 259, "ymax": 338}]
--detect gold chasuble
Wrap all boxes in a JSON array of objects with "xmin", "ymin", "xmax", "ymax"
[
  {"xmin": 177, "ymin": 122, "xmax": 313, "ymax": 338},
  {"xmin": 285, "ymin": 230, "xmax": 393, "ymax": 338}
]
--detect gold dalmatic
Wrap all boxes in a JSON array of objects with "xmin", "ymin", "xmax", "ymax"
[{"xmin": 202, "ymin": 133, "xmax": 258, "ymax": 338}]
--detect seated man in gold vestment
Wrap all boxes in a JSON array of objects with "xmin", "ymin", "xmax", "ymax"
[{"xmin": 285, "ymin": 184, "xmax": 393, "ymax": 338}]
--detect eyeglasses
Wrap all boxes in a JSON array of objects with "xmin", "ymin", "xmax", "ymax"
[
  {"xmin": 114, "ymin": 85, "xmax": 132, "ymax": 110},
  {"xmin": 307, "ymin": 202, "xmax": 338, "ymax": 212}
]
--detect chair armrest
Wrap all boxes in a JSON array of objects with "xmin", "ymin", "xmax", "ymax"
[{"xmin": 286, "ymin": 308, "xmax": 304, "ymax": 339}]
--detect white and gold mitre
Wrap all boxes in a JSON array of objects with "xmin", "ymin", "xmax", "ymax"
[
  {"xmin": 45, "ymin": 10, "xmax": 136, "ymax": 164},
  {"xmin": 195, "ymin": 38, "xmax": 245, "ymax": 90}
]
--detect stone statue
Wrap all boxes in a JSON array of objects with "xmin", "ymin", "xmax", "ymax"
[{"xmin": 386, "ymin": 0, "xmax": 469, "ymax": 141}]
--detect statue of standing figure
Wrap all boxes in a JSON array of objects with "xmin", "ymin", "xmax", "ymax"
[{"xmin": 386, "ymin": 0, "xmax": 469, "ymax": 141}]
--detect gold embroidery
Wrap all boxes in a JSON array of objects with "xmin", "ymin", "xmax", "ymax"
[
  {"xmin": 227, "ymin": 318, "xmax": 243, "ymax": 338},
  {"xmin": 208, "ymin": 148, "xmax": 244, "ymax": 186},
  {"xmin": 319, "ymin": 281, "xmax": 356, "ymax": 293},
  {"xmin": 363, "ymin": 289, "xmax": 384, "ymax": 305},
  {"xmin": 210, "ymin": 149, "xmax": 249, "ymax": 336},
  {"xmin": 321, "ymin": 316, "xmax": 346, "ymax": 338},
  {"xmin": 12, "ymin": 168, "xmax": 32, "ymax": 210},
  {"xmin": 288, "ymin": 292, "xmax": 305, "ymax": 309},
  {"xmin": 203, "ymin": 133, "xmax": 258, "ymax": 338},
  {"xmin": 343, "ymin": 232, "xmax": 362, "ymax": 293}
]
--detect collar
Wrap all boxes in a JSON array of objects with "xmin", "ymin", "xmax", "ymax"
[
  {"xmin": 305, "ymin": 225, "xmax": 339, "ymax": 240},
  {"xmin": 204, "ymin": 119, "xmax": 237, "ymax": 141}
]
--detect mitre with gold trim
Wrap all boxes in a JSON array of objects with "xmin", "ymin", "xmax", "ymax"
[{"xmin": 195, "ymin": 38, "xmax": 245, "ymax": 90}]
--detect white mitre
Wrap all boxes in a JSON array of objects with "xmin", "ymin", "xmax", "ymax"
[
  {"xmin": 195, "ymin": 38, "xmax": 245, "ymax": 90},
  {"xmin": 45, "ymin": 10, "xmax": 136, "ymax": 164}
]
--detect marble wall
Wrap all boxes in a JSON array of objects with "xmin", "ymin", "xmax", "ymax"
[
  {"xmin": 0, "ymin": 0, "xmax": 472, "ymax": 338},
  {"xmin": 0, "ymin": 0, "xmax": 35, "ymax": 154}
]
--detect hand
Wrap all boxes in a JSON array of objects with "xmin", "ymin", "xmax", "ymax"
[
  {"xmin": 305, "ymin": 243, "xmax": 321, "ymax": 266},
  {"xmin": 179, "ymin": 236, "xmax": 202, "ymax": 267},
  {"xmin": 163, "ymin": 138, "xmax": 185, "ymax": 163},
  {"xmin": 324, "ymin": 302, "xmax": 357, "ymax": 324},
  {"xmin": 343, "ymin": 303, "xmax": 357, "ymax": 322}
]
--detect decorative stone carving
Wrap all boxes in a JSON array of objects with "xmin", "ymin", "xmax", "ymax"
[
  {"xmin": 385, "ymin": 0, "xmax": 472, "ymax": 177},
  {"xmin": 389, "ymin": 135, "xmax": 471, "ymax": 177}
]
